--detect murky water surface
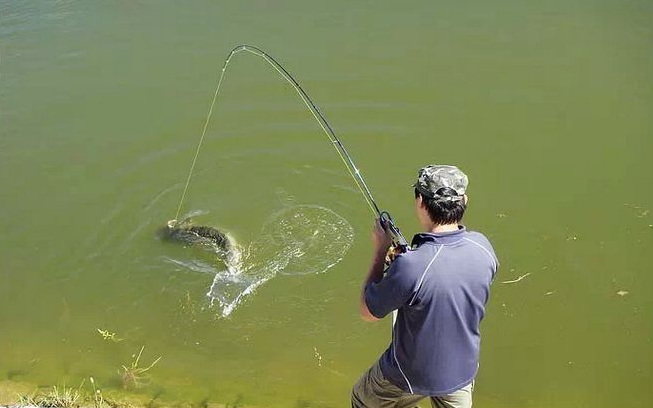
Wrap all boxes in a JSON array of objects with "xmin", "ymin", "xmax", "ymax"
[{"xmin": 1, "ymin": 0, "xmax": 652, "ymax": 407}]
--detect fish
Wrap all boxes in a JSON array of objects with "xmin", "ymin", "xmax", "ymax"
[{"xmin": 160, "ymin": 217, "xmax": 241, "ymax": 269}]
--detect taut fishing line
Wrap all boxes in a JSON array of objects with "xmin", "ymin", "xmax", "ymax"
[{"xmin": 174, "ymin": 44, "xmax": 409, "ymax": 250}]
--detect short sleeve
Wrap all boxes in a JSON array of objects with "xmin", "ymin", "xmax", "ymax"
[
  {"xmin": 466, "ymin": 232, "xmax": 499, "ymax": 280},
  {"xmin": 364, "ymin": 255, "xmax": 416, "ymax": 318}
]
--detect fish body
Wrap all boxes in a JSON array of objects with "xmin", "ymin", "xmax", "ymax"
[
  {"xmin": 161, "ymin": 218, "xmax": 240, "ymax": 268},
  {"xmin": 186, "ymin": 225, "xmax": 231, "ymax": 249}
]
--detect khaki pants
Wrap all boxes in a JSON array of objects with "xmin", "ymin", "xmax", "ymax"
[{"xmin": 351, "ymin": 361, "xmax": 473, "ymax": 408}]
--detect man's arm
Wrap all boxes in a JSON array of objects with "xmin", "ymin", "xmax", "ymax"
[
  {"xmin": 359, "ymin": 220, "xmax": 392, "ymax": 321},
  {"xmin": 359, "ymin": 248, "xmax": 387, "ymax": 321}
]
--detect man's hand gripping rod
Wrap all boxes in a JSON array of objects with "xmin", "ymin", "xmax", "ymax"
[{"xmin": 379, "ymin": 211, "xmax": 410, "ymax": 263}]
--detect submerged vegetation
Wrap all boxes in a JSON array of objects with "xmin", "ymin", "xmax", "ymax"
[
  {"xmin": 120, "ymin": 347, "xmax": 162, "ymax": 390},
  {"xmin": 96, "ymin": 329, "xmax": 122, "ymax": 343}
]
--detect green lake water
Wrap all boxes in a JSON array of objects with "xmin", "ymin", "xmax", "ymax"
[{"xmin": 1, "ymin": 0, "xmax": 652, "ymax": 407}]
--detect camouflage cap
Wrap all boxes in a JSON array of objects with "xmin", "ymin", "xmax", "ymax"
[{"xmin": 413, "ymin": 164, "xmax": 468, "ymax": 202}]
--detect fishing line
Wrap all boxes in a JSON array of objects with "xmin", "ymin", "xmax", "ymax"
[
  {"xmin": 174, "ymin": 44, "xmax": 378, "ymax": 219},
  {"xmin": 174, "ymin": 44, "xmax": 409, "ymax": 248}
]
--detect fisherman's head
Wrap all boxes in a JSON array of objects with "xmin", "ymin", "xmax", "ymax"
[{"xmin": 413, "ymin": 165, "xmax": 469, "ymax": 229}]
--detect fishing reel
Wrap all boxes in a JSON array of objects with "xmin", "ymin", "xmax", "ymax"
[{"xmin": 379, "ymin": 211, "xmax": 410, "ymax": 266}]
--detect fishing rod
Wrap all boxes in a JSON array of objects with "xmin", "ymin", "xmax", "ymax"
[{"xmin": 175, "ymin": 44, "xmax": 410, "ymax": 253}]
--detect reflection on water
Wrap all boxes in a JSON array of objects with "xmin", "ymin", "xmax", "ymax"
[{"xmin": 164, "ymin": 205, "xmax": 354, "ymax": 317}]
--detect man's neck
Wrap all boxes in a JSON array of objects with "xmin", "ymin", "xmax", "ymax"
[{"xmin": 427, "ymin": 223, "xmax": 460, "ymax": 233}]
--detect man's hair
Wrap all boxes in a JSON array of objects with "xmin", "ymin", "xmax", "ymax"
[{"xmin": 414, "ymin": 187, "xmax": 466, "ymax": 225}]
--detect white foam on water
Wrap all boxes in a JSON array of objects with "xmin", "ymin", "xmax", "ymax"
[{"xmin": 203, "ymin": 205, "xmax": 355, "ymax": 317}]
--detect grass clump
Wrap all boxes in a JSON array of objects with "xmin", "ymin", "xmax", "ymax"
[{"xmin": 18, "ymin": 383, "xmax": 83, "ymax": 408}]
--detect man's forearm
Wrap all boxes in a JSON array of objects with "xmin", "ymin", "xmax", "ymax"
[
  {"xmin": 359, "ymin": 248, "xmax": 388, "ymax": 321},
  {"xmin": 364, "ymin": 249, "xmax": 387, "ymax": 287}
]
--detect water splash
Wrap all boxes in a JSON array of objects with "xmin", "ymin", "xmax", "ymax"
[{"xmin": 205, "ymin": 205, "xmax": 354, "ymax": 317}]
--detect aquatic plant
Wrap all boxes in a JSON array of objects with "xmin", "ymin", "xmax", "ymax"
[
  {"xmin": 120, "ymin": 346, "xmax": 162, "ymax": 389},
  {"xmin": 97, "ymin": 328, "xmax": 122, "ymax": 342}
]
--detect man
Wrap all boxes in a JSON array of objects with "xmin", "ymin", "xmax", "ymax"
[{"xmin": 352, "ymin": 165, "xmax": 498, "ymax": 408}]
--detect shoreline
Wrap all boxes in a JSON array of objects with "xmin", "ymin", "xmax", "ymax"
[{"xmin": 0, "ymin": 379, "xmax": 251, "ymax": 408}]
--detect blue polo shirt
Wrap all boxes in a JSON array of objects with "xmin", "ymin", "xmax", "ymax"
[{"xmin": 364, "ymin": 226, "xmax": 498, "ymax": 395}]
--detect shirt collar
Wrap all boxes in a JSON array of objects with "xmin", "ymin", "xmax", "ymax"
[{"xmin": 411, "ymin": 225, "xmax": 466, "ymax": 247}]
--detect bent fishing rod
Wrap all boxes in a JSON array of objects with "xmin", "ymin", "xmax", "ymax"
[{"xmin": 175, "ymin": 44, "xmax": 410, "ymax": 253}]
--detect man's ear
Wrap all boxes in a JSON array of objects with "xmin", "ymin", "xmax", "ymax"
[{"xmin": 463, "ymin": 194, "xmax": 469, "ymax": 205}]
